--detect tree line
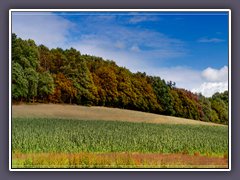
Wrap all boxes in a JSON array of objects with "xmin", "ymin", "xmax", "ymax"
[{"xmin": 12, "ymin": 34, "xmax": 229, "ymax": 124}]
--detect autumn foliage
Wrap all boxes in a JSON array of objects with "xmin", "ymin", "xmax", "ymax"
[{"xmin": 12, "ymin": 34, "xmax": 229, "ymax": 124}]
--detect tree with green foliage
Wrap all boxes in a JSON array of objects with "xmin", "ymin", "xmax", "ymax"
[
  {"xmin": 210, "ymin": 97, "xmax": 228, "ymax": 124},
  {"xmin": 149, "ymin": 76, "xmax": 174, "ymax": 115},
  {"xmin": 12, "ymin": 62, "xmax": 28, "ymax": 101},
  {"xmin": 11, "ymin": 34, "xmax": 229, "ymax": 125},
  {"xmin": 38, "ymin": 71, "xmax": 54, "ymax": 102},
  {"xmin": 71, "ymin": 60, "xmax": 97, "ymax": 105},
  {"xmin": 116, "ymin": 67, "xmax": 134, "ymax": 109},
  {"xmin": 49, "ymin": 48, "xmax": 67, "ymax": 74},
  {"xmin": 212, "ymin": 91, "xmax": 229, "ymax": 106},
  {"xmin": 24, "ymin": 68, "xmax": 38, "ymax": 102},
  {"xmin": 131, "ymin": 72, "xmax": 160, "ymax": 112}
]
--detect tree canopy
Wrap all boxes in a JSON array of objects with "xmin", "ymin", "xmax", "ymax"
[{"xmin": 12, "ymin": 34, "xmax": 229, "ymax": 125}]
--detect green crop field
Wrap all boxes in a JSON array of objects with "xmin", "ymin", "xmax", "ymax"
[
  {"xmin": 12, "ymin": 117, "xmax": 228, "ymax": 168},
  {"xmin": 12, "ymin": 118, "xmax": 228, "ymax": 155}
]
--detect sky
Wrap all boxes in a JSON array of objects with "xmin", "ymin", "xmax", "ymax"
[{"xmin": 12, "ymin": 11, "xmax": 229, "ymax": 97}]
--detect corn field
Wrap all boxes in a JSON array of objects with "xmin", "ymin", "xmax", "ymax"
[{"xmin": 12, "ymin": 118, "xmax": 228, "ymax": 156}]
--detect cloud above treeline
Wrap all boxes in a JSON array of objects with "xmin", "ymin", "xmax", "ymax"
[
  {"xmin": 192, "ymin": 82, "xmax": 228, "ymax": 97},
  {"xmin": 12, "ymin": 12, "xmax": 74, "ymax": 48},
  {"xmin": 192, "ymin": 66, "xmax": 228, "ymax": 97},
  {"xmin": 202, "ymin": 66, "xmax": 228, "ymax": 82},
  {"xmin": 143, "ymin": 66, "xmax": 228, "ymax": 97}
]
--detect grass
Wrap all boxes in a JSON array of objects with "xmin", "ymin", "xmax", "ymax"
[
  {"xmin": 12, "ymin": 118, "xmax": 228, "ymax": 156},
  {"xmin": 11, "ymin": 104, "xmax": 229, "ymax": 168},
  {"xmin": 12, "ymin": 104, "xmax": 226, "ymax": 126}
]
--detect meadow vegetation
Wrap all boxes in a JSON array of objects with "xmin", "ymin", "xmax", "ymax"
[{"xmin": 12, "ymin": 117, "xmax": 228, "ymax": 168}]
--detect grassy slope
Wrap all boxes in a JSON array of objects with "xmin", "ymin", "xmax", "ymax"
[{"xmin": 13, "ymin": 104, "xmax": 226, "ymax": 126}]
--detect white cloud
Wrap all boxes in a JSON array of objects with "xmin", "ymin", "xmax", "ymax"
[
  {"xmin": 198, "ymin": 37, "xmax": 225, "ymax": 43},
  {"xmin": 12, "ymin": 12, "xmax": 74, "ymax": 48},
  {"xmin": 143, "ymin": 66, "xmax": 202, "ymax": 90},
  {"xmin": 68, "ymin": 25, "xmax": 186, "ymax": 65},
  {"xmin": 143, "ymin": 66, "xmax": 228, "ymax": 97},
  {"xmin": 128, "ymin": 65, "xmax": 228, "ymax": 97},
  {"xmin": 202, "ymin": 66, "xmax": 228, "ymax": 82},
  {"xmin": 192, "ymin": 82, "xmax": 228, "ymax": 97},
  {"xmin": 191, "ymin": 66, "xmax": 228, "ymax": 97},
  {"xmin": 71, "ymin": 39, "xmax": 148, "ymax": 72}
]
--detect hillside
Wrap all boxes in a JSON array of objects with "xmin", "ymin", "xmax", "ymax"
[
  {"xmin": 12, "ymin": 104, "xmax": 225, "ymax": 126},
  {"xmin": 12, "ymin": 34, "xmax": 229, "ymax": 125}
]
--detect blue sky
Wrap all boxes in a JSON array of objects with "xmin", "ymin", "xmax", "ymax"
[{"xmin": 12, "ymin": 11, "xmax": 229, "ymax": 97}]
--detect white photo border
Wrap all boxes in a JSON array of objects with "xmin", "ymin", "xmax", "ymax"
[{"xmin": 9, "ymin": 9, "xmax": 231, "ymax": 172}]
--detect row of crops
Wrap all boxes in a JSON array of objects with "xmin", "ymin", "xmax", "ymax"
[{"xmin": 12, "ymin": 118, "xmax": 228, "ymax": 156}]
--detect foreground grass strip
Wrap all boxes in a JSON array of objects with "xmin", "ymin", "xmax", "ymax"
[
  {"xmin": 12, "ymin": 118, "xmax": 228, "ymax": 156},
  {"xmin": 12, "ymin": 152, "xmax": 228, "ymax": 168}
]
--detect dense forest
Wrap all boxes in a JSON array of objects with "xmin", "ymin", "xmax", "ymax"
[{"xmin": 12, "ymin": 34, "xmax": 229, "ymax": 125}]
